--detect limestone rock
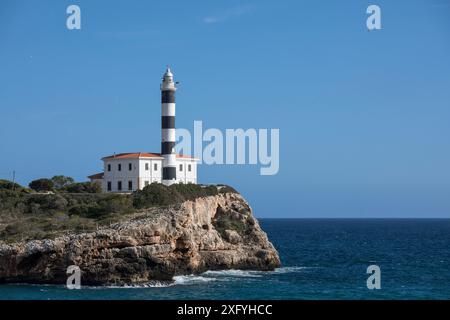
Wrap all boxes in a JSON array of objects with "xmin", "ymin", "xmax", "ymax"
[{"xmin": 0, "ymin": 193, "xmax": 280, "ymax": 285}]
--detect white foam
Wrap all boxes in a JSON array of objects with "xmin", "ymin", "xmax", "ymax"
[
  {"xmin": 272, "ymin": 266, "xmax": 310, "ymax": 274},
  {"xmin": 202, "ymin": 269, "xmax": 264, "ymax": 278},
  {"xmin": 81, "ymin": 267, "xmax": 310, "ymax": 289},
  {"xmin": 87, "ymin": 281, "xmax": 175, "ymax": 289},
  {"xmin": 202, "ymin": 267, "xmax": 309, "ymax": 277},
  {"xmin": 173, "ymin": 275, "xmax": 217, "ymax": 285}
]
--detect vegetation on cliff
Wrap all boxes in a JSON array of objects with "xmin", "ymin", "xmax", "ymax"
[
  {"xmin": 0, "ymin": 178, "xmax": 237, "ymax": 243},
  {"xmin": 0, "ymin": 192, "xmax": 280, "ymax": 284}
]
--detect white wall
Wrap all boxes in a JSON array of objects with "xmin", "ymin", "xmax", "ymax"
[
  {"xmin": 103, "ymin": 158, "xmax": 141, "ymax": 193},
  {"xmin": 100, "ymin": 157, "xmax": 198, "ymax": 192},
  {"xmin": 176, "ymin": 158, "xmax": 197, "ymax": 184},
  {"xmin": 138, "ymin": 158, "xmax": 163, "ymax": 188}
]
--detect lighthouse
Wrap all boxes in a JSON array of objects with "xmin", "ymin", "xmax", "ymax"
[
  {"xmin": 88, "ymin": 67, "xmax": 198, "ymax": 191},
  {"xmin": 161, "ymin": 67, "xmax": 177, "ymax": 185}
]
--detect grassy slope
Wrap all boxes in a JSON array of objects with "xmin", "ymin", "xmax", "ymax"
[{"xmin": 0, "ymin": 182, "xmax": 237, "ymax": 243}]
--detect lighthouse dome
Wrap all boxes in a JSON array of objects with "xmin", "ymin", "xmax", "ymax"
[{"xmin": 164, "ymin": 67, "xmax": 173, "ymax": 78}]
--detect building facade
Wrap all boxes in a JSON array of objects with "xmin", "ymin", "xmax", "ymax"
[
  {"xmin": 88, "ymin": 68, "xmax": 199, "ymax": 193},
  {"xmin": 88, "ymin": 152, "xmax": 197, "ymax": 193}
]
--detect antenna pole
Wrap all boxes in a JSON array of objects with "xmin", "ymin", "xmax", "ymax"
[{"xmin": 12, "ymin": 170, "xmax": 16, "ymax": 191}]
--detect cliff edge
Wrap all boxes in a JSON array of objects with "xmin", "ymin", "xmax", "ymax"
[{"xmin": 0, "ymin": 192, "xmax": 280, "ymax": 285}]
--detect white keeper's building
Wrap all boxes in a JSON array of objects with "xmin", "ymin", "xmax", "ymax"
[{"xmin": 88, "ymin": 68, "xmax": 199, "ymax": 193}]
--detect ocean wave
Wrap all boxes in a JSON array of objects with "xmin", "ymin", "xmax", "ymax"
[
  {"xmin": 120, "ymin": 281, "xmax": 175, "ymax": 288},
  {"xmin": 82, "ymin": 267, "xmax": 311, "ymax": 289},
  {"xmin": 173, "ymin": 275, "xmax": 217, "ymax": 285},
  {"xmin": 87, "ymin": 281, "xmax": 175, "ymax": 289},
  {"xmin": 272, "ymin": 266, "xmax": 310, "ymax": 274},
  {"xmin": 202, "ymin": 269, "xmax": 264, "ymax": 278},
  {"xmin": 202, "ymin": 266, "xmax": 309, "ymax": 278}
]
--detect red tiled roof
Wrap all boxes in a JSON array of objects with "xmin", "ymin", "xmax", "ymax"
[
  {"xmin": 177, "ymin": 154, "xmax": 197, "ymax": 159},
  {"xmin": 88, "ymin": 172, "xmax": 104, "ymax": 179},
  {"xmin": 102, "ymin": 152, "xmax": 162, "ymax": 160},
  {"xmin": 101, "ymin": 152, "xmax": 197, "ymax": 160}
]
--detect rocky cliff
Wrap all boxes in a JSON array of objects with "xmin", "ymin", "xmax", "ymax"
[{"xmin": 0, "ymin": 193, "xmax": 280, "ymax": 285}]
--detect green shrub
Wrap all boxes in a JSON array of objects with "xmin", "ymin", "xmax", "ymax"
[
  {"xmin": 133, "ymin": 183, "xmax": 184, "ymax": 208},
  {"xmin": 169, "ymin": 183, "xmax": 218, "ymax": 200},
  {"xmin": 0, "ymin": 189, "xmax": 22, "ymax": 202},
  {"xmin": 29, "ymin": 178, "xmax": 54, "ymax": 192},
  {"xmin": 132, "ymin": 183, "xmax": 237, "ymax": 209},
  {"xmin": 64, "ymin": 194, "xmax": 132, "ymax": 218},
  {"xmin": 24, "ymin": 194, "xmax": 68, "ymax": 213},
  {"xmin": 94, "ymin": 194, "xmax": 133, "ymax": 216},
  {"xmin": 0, "ymin": 179, "xmax": 26, "ymax": 192},
  {"xmin": 217, "ymin": 184, "xmax": 238, "ymax": 194},
  {"xmin": 68, "ymin": 203, "xmax": 96, "ymax": 216},
  {"xmin": 62, "ymin": 182, "xmax": 101, "ymax": 193},
  {"xmin": 1, "ymin": 223, "xmax": 25, "ymax": 236},
  {"xmin": 214, "ymin": 218, "xmax": 247, "ymax": 237},
  {"xmin": 212, "ymin": 207, "xmax": 247, "ymax": 237},
  {"xmin": 0, "ymin": 179, "xmax": 239, "ymax": 242},
  {"xmin": 0, "ymin": 191, "xmax": 24, "ymax": 216},
  {"xmin": 51, "ymin": 175, "xmax": 75, "ymax": 190},
  {"xmin": 63, "ymin": 215, "xmax": 97, "ymax": 233}
]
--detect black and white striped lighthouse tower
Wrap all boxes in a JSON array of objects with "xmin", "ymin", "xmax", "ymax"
[{"xmin": 161, "ymin": 67, "xmax": 177, "ymax": 185}]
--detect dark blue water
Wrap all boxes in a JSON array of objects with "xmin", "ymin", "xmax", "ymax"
[{"xmin": 1, "ymin": 219, "xmax": 450, "ymax": 299}]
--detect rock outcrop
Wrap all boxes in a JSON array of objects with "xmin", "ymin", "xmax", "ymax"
[{"xmin": 0, "ymin": 193, "xmax": 280, "ymax": 285}]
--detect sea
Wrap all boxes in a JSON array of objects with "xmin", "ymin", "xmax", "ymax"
[{"xmin": 1, "ymin": 219, "xmax": 450, "ymax": 300}]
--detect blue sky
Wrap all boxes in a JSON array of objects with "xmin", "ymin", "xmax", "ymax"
[{"xmin": 0, "ymin": 0, "xmax": 449, "ymax": 217}]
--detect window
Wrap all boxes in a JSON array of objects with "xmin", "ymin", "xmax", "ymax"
[
  {"xmin": 129, "ymin": 163, "xmax": 132, "ymax": 171},
  {"xmin": 107, "ymin": 164, "xmax": 111, "ymax": 172},
  {"xmin": 145, "ymin": 163, "xmax": 149, "ymax": 171},
  {"xmin": 118, "ymin": 181, "xmax": 122, "ymax": 191},
  {"xmin": 145, "ymin": 181, "xmax": 149, "ymax": 187},
  {"xmin": 154, "ymin": 163, "xmax": 158, "ymax": 171},
  {"xmin": 179, "ymin": 164, "xmax": 183, "ymax": 172},
  {"xmin": 128, "ymin": 181, "xmax": 133, "ymax": 191},
  {"xmin": 118, "ymin": 164, "xmax": 122, "ymax": 171},
  {"xmin": 107, "ymin": 181, "xmax": 111, "ymax": 191},
  {"xmin": 188, "ymin": 164, "xmax": 192, "ymax": 172}
]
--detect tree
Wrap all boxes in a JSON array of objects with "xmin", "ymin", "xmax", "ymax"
[
  {"xmin": 63, "ymin": 182, "xmax": 101, "ymax": 193},
  {"xmin": 51, "ymin": 175, "xmax": 75, "ymax": 190},
  {"xmin": 133, "ymin": 183, "xmax": 181, "ymax": 208},
  {"xmin": 29, "ymin": 179, "xmax": 54, "ymax": 192},
  {"xmin": 0, "ymin": 179, "xmax": 24, "ymax": 191}
]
